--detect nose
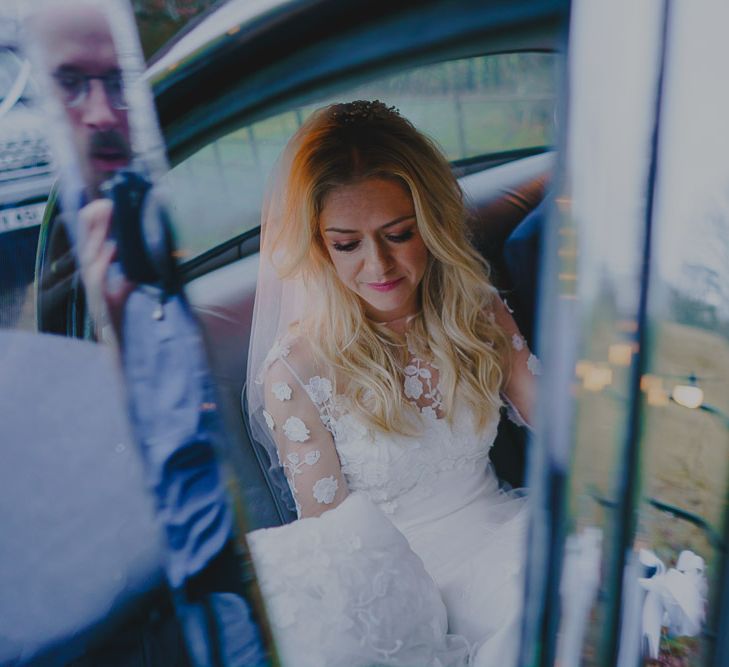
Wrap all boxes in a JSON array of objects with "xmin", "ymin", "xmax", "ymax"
[
  {"xmin": 81, "ymin": 79, "xmax": 118, "ymax": 130},
  {"xmin": 365, "ymin": 238, "xmax": 394, "ymax": 278}
]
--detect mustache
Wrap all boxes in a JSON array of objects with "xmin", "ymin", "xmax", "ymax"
[{"xmin": 89, "ymin": 130, "xmax": 130, "ymax": 157}]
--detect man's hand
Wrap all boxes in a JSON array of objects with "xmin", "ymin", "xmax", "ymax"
[{"xmin": 77, "ymin": 199, "xmax": 134, "ymax": 346}]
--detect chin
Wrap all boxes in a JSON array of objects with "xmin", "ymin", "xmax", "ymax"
[{"xmin": 360, "ymin": 296, "xmax": 412, "ymax": 321}]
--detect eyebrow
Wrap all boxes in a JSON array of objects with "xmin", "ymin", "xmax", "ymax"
[{"xmin": 324, "ymin": 214, "xmax": 416, "ymax": 234}]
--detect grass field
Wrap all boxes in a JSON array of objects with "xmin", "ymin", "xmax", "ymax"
[{"xmin": 640, "ymin": 321, "xmax": 728, "ymax": 565}]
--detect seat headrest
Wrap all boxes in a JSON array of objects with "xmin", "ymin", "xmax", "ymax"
[{"xmin": 461, "ymin": 151, "xmax": 554, "ymax": 258}]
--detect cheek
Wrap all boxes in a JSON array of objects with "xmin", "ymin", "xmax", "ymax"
[
  {"xmin": 403, "ymin": 238, "xmax": 430, "ymax": 278},
  {"xmin": 328, "ymin": 252, "xmax": 359, "ymax": 286}
]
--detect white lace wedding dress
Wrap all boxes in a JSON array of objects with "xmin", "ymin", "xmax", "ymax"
[{"xmin": 247, "ymin": 335, "xmax": 533, "ymax": 667}]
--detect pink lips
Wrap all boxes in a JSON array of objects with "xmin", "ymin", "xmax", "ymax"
[{"xmin": 366, "ymin": 277, "xmax": 404, "ymax": 292}]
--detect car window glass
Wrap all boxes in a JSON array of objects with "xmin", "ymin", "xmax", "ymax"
[
  {"xmin": 0, "ymin": 17, "xmax": 53, "ymax": 331},
  {"xmin": 633, "ymin": 3, "xmax": 729, "ymax": 665},
  {"xmin": 164, "ymin": 52, "xmax": 558, "ymax": 261},
  {"xmin": 527, "ymin": 1, "xmax": 666, "ymax": 664},
  {"xmin": 16, "ymin": 4, "xmax": 275, "ymax": 663},
  {"xmin": 318, "ymin": 52, "xmax": 557, "ymax": 161}
]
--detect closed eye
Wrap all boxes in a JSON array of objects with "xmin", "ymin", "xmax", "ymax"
[
  {"xmin": 386, "ymin": 229, "xmax": 415, "ymax": 243},
  {"xmin": 332, "ymin": 240, "xmax": 360, "ymax": 253}
]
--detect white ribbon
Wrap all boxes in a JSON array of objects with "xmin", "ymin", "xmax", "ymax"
[{"xmin": 638, "ymin": 549, "xmax": 707, "ymax": 659}]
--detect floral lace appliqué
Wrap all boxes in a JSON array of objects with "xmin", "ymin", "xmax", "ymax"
[
  {"xmin": 403, "ymin": 355, "xmax": 444, "ymax": 418},
  {"xmin": 305, "ymin": 376, "xmax": 333, "ymax": 405},
  {"xmin": 283, "ymin": 449, "xmax": 322, "ymax": 492},
  {"xmin": 260, "ymin": 338, "xmax": 292, "ymax": 378},
  {"xmin": 258, "ymin": 338, "xmax": 294, "ymax": 388},
  {"xmin": 270, "ymin": 339, "xmax": 291, "ymax": 361},
  {"xmin": 420, "ymin": 405, "xmax": 439, "ymax": 422},
  {"xmin": 283, "ymin": 416, "xmax": 310, "ymax": 442},
  {"xmin": 266, "ymin": 337, "xmax": 499, "ymax": 521},
  {"xmin": 272, "ymin": 382, "xmax": 293, "ymax": 401},
  {"xmin": 527, "ymin": 353, "xmax": 542, "ymax": 376},
  {"xmin": 313, "ymin": 476, "xmax": 339, "ymax": 504},
  {"xmin": 404, "ymin": 372, "xmax": 423, "ymax": 400}
]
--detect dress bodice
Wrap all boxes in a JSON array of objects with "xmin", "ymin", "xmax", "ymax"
[
  {"xmin": 320, "ymin": 387, "xmax": 499, "ymax": 519},
  {"xmin": 261, "ymin": 336, "xmax": 503, "ymax": 522}
]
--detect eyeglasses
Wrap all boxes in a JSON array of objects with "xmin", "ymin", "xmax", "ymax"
[{"xmin": 52, "ymin": 70, "xmax": 127, "ymax": 111}]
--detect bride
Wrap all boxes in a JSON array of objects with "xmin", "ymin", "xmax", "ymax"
[{"xmin": 245, "ymin": 100, "xmax": 540, "ymax": 667}]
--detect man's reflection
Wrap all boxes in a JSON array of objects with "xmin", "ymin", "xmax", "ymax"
[
  {"xmin": 27, "ymin": 5, "xmax": 270, "ymax": 664},
  {"xmin": 30, "ymin": 2, "xmax": 131, "ymax": 334},
  {"xmin": 33, "ymin": 2, "xmax": 131, "ymax": 198}
]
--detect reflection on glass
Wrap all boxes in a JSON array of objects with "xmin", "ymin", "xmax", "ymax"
[
  {"xmin": 0, "ymin": 6, "xmax": 53, "ymax": 330},
  {"xmin": 131, "ymin": 0, "xmax": 219, "ymax": 60},
  {"xmin": 634, "ymin": 1, "xmax": 729, "ymax": 664},
  {"xmin": 22, "ymin": 1, "xmax": 271, "ymax": 664},
  {"xmin": 671, "ymin": 383, "xmax": 704, "ymax": 411},
  {"xmin": 549, "ymin": 0, "xmax": 665, "ymax": 665}
]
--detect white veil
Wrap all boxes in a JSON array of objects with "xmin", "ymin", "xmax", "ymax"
[{"xmin": 245, "ymin": 113, "xmax": 317, "ymax": 513}]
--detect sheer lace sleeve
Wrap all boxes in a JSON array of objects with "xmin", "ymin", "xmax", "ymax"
[
  {"xmin": 492, "ymin": 297, "xmax": 541, "ymax": 430},
  {"xmin": 262, "ymin": 342, "xmax": 348, "ymax": 519}
]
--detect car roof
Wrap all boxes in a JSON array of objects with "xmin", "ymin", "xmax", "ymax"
[{"xmin": 147, "ymin": 0, "xmax": 293, "ymax": 78}]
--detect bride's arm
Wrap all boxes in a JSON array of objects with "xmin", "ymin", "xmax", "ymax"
[
  {"xmin": 491, "ymin": 296, "xmax": 541, "ymax": 429},
  {"xmin": 263, "ymin": 353, "xmax": 348, "ymax": 519}
]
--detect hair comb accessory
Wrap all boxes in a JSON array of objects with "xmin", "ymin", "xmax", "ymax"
[{"xmin": 331, "ymin": 100, "xmax": 400, "ymax": 124}]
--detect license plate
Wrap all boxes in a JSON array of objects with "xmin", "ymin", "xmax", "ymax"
[{"xmin": 0, "ymin": 202, "xmax": 46, "ymax": 233}]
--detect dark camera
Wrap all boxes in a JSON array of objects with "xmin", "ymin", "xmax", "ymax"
[{"xmin": 100, "ymin": 170, "xmax": 178, "ymax": 290}]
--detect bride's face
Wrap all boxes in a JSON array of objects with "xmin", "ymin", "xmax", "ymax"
[
  {"xmin": 319, "ymin": 177, "xmax": 429, "ymax": 323},
  {"xmin": 319, "ymin": 178, "xmax": 428, "ymax": 322}
]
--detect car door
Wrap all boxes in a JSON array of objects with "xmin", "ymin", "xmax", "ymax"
[{"xmin": 529, "ymin": 1, "xmax": 729, "ymax": 666}]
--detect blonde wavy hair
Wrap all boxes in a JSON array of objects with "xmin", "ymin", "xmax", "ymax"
[{"xmin": 267, "ymin": 101, "xmax": 509, "ymax": 433}]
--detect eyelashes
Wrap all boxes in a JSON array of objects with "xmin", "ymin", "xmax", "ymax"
[
  {"xmin": 388, "ymin": 230, "xmax": 415, "ymax": 243},
  {"xmin": 332, "ymin": 241, "xmax": 359, "ymax": 253},
  {"xmin": 332, "ymin": 229, "xmax": 415, "ymax": 253}
]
